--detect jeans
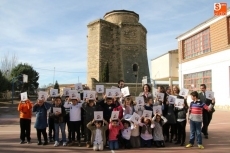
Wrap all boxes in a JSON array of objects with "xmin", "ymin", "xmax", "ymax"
[
  {"xmin": 20, "ymin": 118, "xmax": 31, "ymax": 141},
  {"xmin": 189, "ymin": 120, "xmax": 202, "ymax": 145},
  {"xmin": 54, "ymin": 123, "xmax": 66, "ymax": 142},
  {"xmin": 109, "ymin": 140, "xmax": 119, "ymax": 150}
]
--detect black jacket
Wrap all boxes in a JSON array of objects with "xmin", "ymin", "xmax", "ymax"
[{"xmin": 50, "ymin": 104, "xmax": 66, "ymax": 123}]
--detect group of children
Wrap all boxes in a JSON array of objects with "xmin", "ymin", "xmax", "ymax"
[{"xmin": 18, "ymin": 83, "xmax": 214, "ymax": 150}]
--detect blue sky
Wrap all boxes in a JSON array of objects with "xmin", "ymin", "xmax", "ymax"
[{"xmin": 0, "ymin": 0, "xmax": 221, "ymax": 87}]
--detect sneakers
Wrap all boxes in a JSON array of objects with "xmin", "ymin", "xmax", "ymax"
[
  {"xmin": 43, "ymin": 141, "xmax": 48, "ymax": 145},
  {"xmin": 78, "ymin": 141, "xmax": 81, "ymax": 147},
  {"xmin": 54, "ymin": 141, "xmax": 59, "ymax": 147},
  {"xmin": 186, "ymin": 143, "xmax": 193, "ymax": 148},
  {"xmin": 63, "ymin": 142, "xmax": 67, "ymax": 146},
  {"xmin": 20, "ymin": 141, "xmax": 25, "ymax": 144},
  {"xmin": 198, "ymin": 145, "xmax": 204, "ymax": 149},
  {"xmin": 68, "ymin": 141, "xmax": 75, "ymax": 146}
]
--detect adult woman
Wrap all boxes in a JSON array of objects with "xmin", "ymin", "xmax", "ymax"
[{"xmin": 139, "ymin": 84, "xmax": 153, "ymax": 103}]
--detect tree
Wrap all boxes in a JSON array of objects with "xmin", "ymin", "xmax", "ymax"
[
  {"xmin": 11, "ymin": 63, "xmax": 39, "ymax": 93},
  {"xmin": 0, "ymin": 52, "xmax": 18, "ymax": 79},
  {"xmin": 54, "ymin": 81, "xmax": 60, "ymax": 93},
  {"xmin": 101, "ymin": 61, "xmax": 109, "ymax": 82},
  {"xmin": 0, "ymin": 70, "xmax": 11, "ymax": 92}
]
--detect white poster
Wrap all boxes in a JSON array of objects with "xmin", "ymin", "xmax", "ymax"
[
  {"xmin": 135, "ymin": 96, "xmax": 145, "ymax": 106},
  {"xmin": 113, "ymin": 88, "xmax": 121, "ymax": 97},
  {"xmin": 152, "ymin": 88, "xmax": 158, "ymax": 97},
  {"xmin": 175, "ymin": 98, "xmax": 184, "ymax": 108},
  {"xmin": 111, "ymin": 111, "xmax": 119, "ymax": 120},
  {"xmin": 69, "ymin": 90, "xmax": 80, "ymax": 99},
  {"xmin": 38, "ymin": 91, "xmax": 48, "ymax": 101},
  {"xmin": 205, "ymin": 91, "xmax": 214, "ymax": 100},
  {"xmin": 130, "ymin": 112, "xmax": 141, "ymax": 124},
  {"xmin": 142, "ymin": 110, "xmax": 152, "ymax": 119},
  {"xmin": 179, "ymin": 88, "xmax": 189, "ymax": 97},
  {"xmin": 121, "ymin": 86, "xmax": 130, "ymax": 97},
  {"xmin": 63, "ymin": 88, "xmax": 71, "ymax": 96},
  {"xmin": 96, "ymin": 85, "xmax": 104, "ymax": 93},
  {"xmin": 106, "ymin": 89, "xmax": 113, "ymax": 97},
  {"xmin": 157, "ymin": 92, "xmax": 165, "ymax": 101},
  {"xmin": 153, "ymin": 105, "xmax": 162, "ymax": 115},
  {"xmin": 111, "ymin": 86, "xmax": 118, "ymax": 89},
  {"xmin": 75, "ymin": 83, "xmax": 83, "ymax": 91},
  {"xmin": 23, "ymin": 74, "xmax": 28, "ymax": 83},
  {"xmin": 83, "ymin": 90, "xmax": 90, "ymax": 99},
  {"xmin": 123, "ymin": 114, "xmax": 132, "ymax": 120},
  {"xmin": 20, "ymin": 92, "xmax": 28, "ymax": 101},
  {"xmin": 168, "ymin": 95, "xmax": 177, "ymax": 104},
  {"xmin": 94, "ymin": 111, "xmax": 103, "ymax": 121},
  {"xmin": 53, "ymin": 107, "xmax": 62, "ymax": 113},
  {"xmin": 88, "ymin": 91, "xmax": 96, "ymax": 100},
  {"xmin": 50, "ymin": 89, "xmax": 58, "ymax": 97}
]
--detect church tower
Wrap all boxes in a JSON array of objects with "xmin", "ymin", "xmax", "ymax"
[{"xmin": 87, "ymin": 10, "xmax": 150, "ymax": 88}]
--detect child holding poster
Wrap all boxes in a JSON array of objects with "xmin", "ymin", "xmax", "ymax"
[
  {"xmin": 82, "ymin": 99, "xmax": 98, "ymax": 148},
  {"xmin": 49, "ymin": 97, "xmax": 67, "ymax": 147},
  {"xmin": 122, "ymin": 97, "xmax": 134, "ymax": 117},
  {"xmin": 33, "ymin": 99, "xmax": 51, "ymax": 145},
  {"xmin": 174, "ymin": 97, "xmax": 188, "ymax": 146},
  {"xmin": 139, "ymin": 117, "xmax": 155, "ymax": 147},
  {"xmin": 152, "ymin": 114, "xmax": 167, "ymax": 147},
  {"xmin": 64, "ymin": 97, "xmax": 83, "ymax": 147},
  {"xmin": 108, "ymin": 118, "xmax": 124, "ymax": 150},
  {"xmin": 87, "ymin": 119, "xmax": 108, "ymax": 151},
  {"xmin": 130, "ymin": 122, "xmax": 140, "ymax": 148},
  {"xmin": 18, "ymin": 98, "xmax": 33, "ymax": 144}
]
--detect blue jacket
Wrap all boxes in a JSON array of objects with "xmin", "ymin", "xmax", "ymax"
[{"xmin": 33, "ymin": 102, "xmax": 51, "ymax": 129}]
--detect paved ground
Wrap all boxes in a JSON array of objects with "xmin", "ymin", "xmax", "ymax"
[{"xmin": 0, "ymin": 102, "xmax": 230, "ymax": 153}]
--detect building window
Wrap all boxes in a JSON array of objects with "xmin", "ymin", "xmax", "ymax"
[
  {"xmin": 227, "ymin": 16, "xmax": 230, "ymax": 44},
  {"xmin": 183, "ymin": 28, "xmax": 211, "ymax": 59},
  {"xmin": 184, "ymin": 70, "xmax": 212, "ymax": 91}
]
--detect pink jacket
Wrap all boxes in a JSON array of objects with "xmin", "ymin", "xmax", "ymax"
[{"xmin": 109, "ymin": 121, "xmax": 124, "ymax": 141}]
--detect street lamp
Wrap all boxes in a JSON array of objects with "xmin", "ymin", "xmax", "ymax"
[{"xmin": 11, "ymin": 74, "xmax": 28, "ymax": 104}]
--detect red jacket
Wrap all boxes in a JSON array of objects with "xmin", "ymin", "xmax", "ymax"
[
  {"xmin": 113, "ymin": 105, "xmax": 123, "ymax": 120},
  {"xmin": 109, "ymin": 121, "xmax": 124, "ymax": 141}
]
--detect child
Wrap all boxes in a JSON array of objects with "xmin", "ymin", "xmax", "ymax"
[
  {"xmin": 18, "ymin": 98, "xmax": 33, "ymax": 144},
  {"xmin": 122, "ymin": 97, "xmax": 134, "ymax": 117},
  {"xmin": 109, "ymin": 119, "xmax": 124, "ymax": 150},
  {"xmin": 82, "ymin": 99, "xmax": 97, "ymax": 148},
  {"xmin": 186, "ymin": 91, "xmax": 211, "ymax": 149},
  {"xmin": 144, "ymin": 97, "xmax": 154, "ymax": 117},
  {"xmin": 33, "ymin": 99, "xmax": 51, "ymax": 145},
  {"xmin": 174, "ymin": 98, "xmax": 188, "ymax": 146},
  {"xmin": 64, "ymin": 97, "xmax": 82, "ymax": 147},
  {"xmin": 130, "ymin": 122, "xmax": 140, "ymax": 148},
  {"xmin": 139, "ymin": 117, "xmax": 154, "ymax": 147},
  {"xmin": 64, "ymin": 96, "xmax": 71, "ymax": 144},
  {"xmin": 87, "ymin": 119, "xmax": 108, "ymax": 151},
  {"xmin": 152, "ymin": 114, "xmax": 167, "ymax": 147},
  {"xmin": 50, "ymin": 97, "xmax": 67, "ymax": 146},
  {"xmin": 121, "ymin": 120, "xmax": 131, "ymax": 149},
  {"xmin": 48, "ymin": 98, "xmax": 55, "ymax": 142}
]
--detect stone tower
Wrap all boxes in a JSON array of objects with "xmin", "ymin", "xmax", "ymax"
[{"xmin": 87, "ymin": 10, "xmax": 150, "ymax": 88}]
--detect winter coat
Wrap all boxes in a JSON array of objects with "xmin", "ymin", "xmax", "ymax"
[
  {"xmin": 49, "ymin": 104, "xmax": 66, "ymax": 123},
  {"xmin": 33, "ymin": 102, "xmax": 51, "ymax": 129}
]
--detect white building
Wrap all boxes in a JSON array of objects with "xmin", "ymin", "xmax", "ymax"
[{"xmin": 176, "ymin": 8, "xmax": 230, "ymax": 109}]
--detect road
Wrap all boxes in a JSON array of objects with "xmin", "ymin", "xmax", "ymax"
[{"xmin": 0, "ymin": 104, "xmax": 229, "ymax": 153}]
